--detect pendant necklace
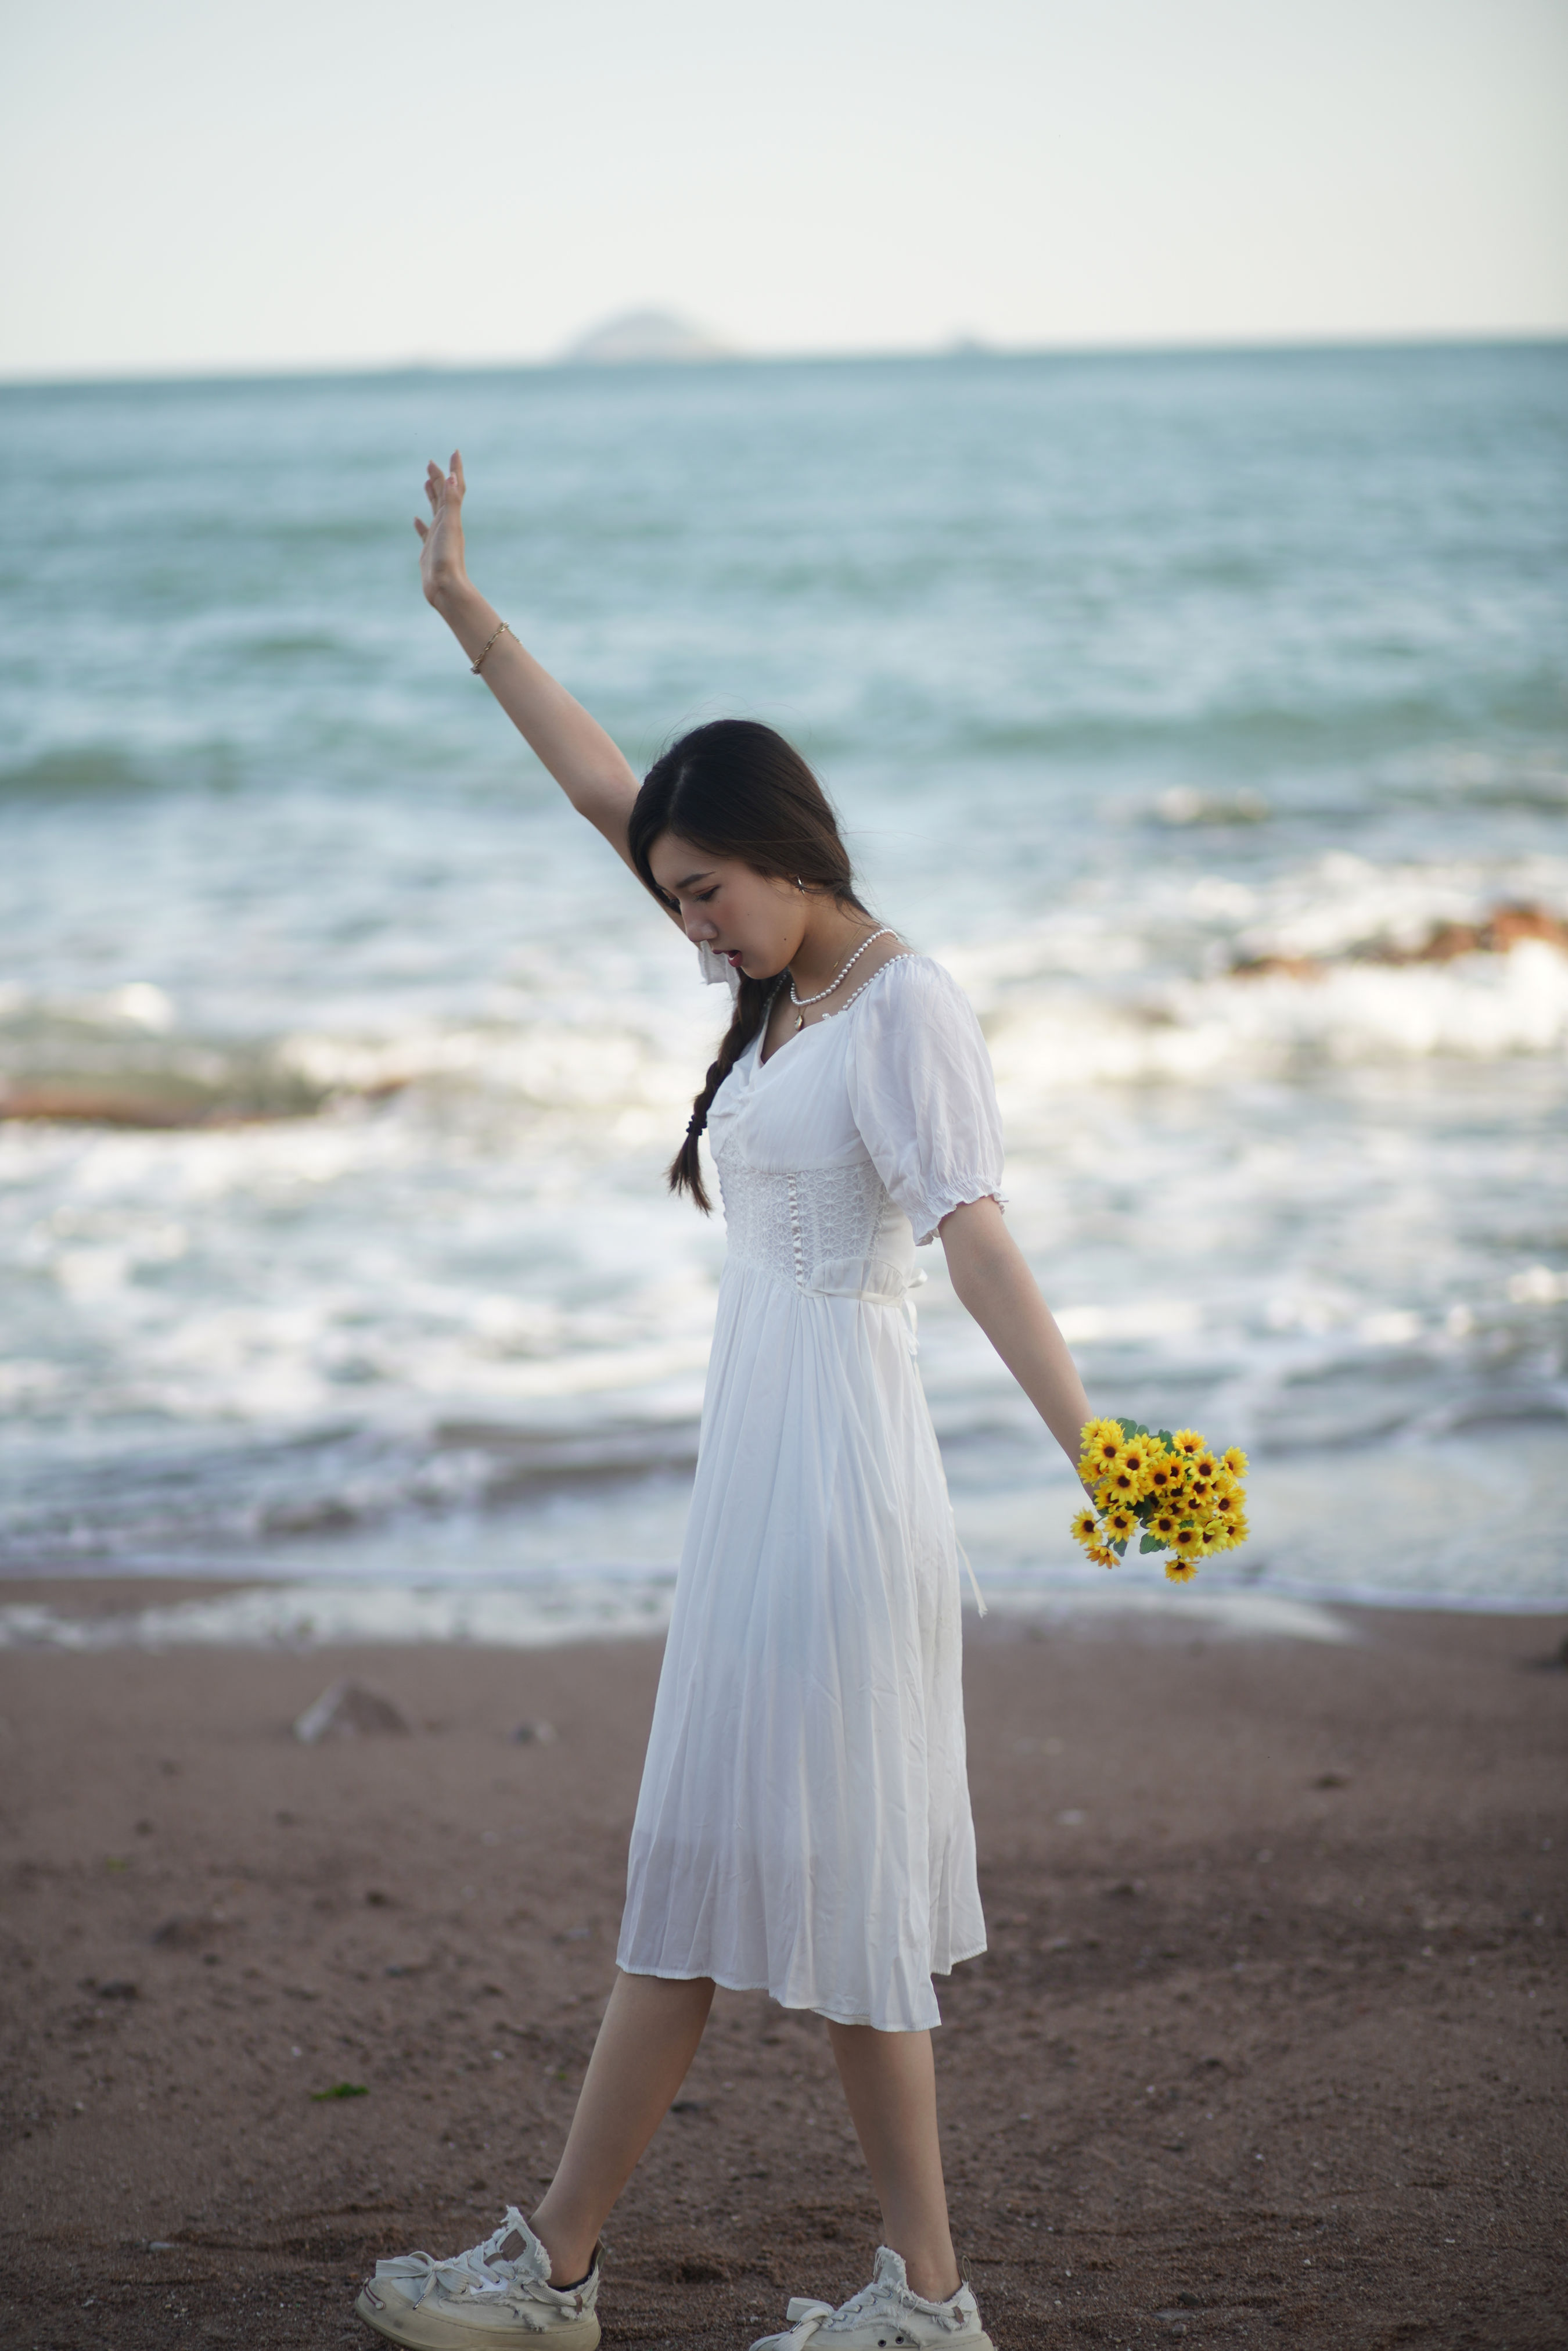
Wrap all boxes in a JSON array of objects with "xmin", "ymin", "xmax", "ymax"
[{"xmin": 788, "ymin": 928, "xmax": 894, "ymax": 1031}]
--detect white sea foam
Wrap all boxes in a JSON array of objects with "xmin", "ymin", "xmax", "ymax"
[
  {"xmin": 0, "ymin": 1575, "xmax": 1361, "ymax": 1653},
  {"xmin": 0, "ymin": 1576, "xmax": 679, "ymax": 1653}
]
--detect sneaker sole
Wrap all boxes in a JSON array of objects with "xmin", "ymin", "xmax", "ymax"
[
  {"xmin": 751, "ymin": 2332, "xmax": 994, "ymax": 2351},
  {"xmin": 355, "ymin": 2285, "xmax": 601, "ymax": 2350}
]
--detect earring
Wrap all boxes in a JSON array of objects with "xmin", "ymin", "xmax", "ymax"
[{"xmin": 794, "ymin": 877, "xmax": 806, "ymax": 892}]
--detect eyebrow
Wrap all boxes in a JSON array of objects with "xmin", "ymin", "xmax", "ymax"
[{"xmin": 672, "ymin": 869, "xmax": 713, "ymax": 891}]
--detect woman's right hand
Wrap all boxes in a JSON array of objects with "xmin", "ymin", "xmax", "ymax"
[{"xmin": 413, "ymin": 451, "xmax": 469, "ymax": 609}]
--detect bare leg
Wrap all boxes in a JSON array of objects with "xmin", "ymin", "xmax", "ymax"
[
  {"xmin": 826, "ymin": 2022, "xmax": 960, "ymax": 2303},
  {"xmin": 528, "ymin": 1970, "xmax": 714, "ymax": 2284}
]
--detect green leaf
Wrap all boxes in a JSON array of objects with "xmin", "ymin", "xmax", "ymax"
[
  {"xmin": 311, "ymin": 2081, "xmax": 369, "ymax": 2101},
  {"xmin": 1116, "ymin": 1417, "xmax": 1139, "ymax": 1439},
  {"xmin": 1139, "ymin": 1534, "xmax": 1164, "ymax": 1554},
  {"xmin": 1113, "ymin": 1537, "xmax": 1127, "ymax": 1557},
  {"xmin": 1156, "ymin": 1429, "xmax": 1175, "ymax": 1451}
]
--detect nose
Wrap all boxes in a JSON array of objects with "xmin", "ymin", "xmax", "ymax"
[{"xmin": 684, "ymin": 911, "xmax": 718, "ymax": 943}]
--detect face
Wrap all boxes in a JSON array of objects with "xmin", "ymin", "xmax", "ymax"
[{"xmin": 646, "ymin": 835, "xmax": 805, "ymax": 979}]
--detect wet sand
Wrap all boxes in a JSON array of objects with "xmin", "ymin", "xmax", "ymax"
[{"xmin": 1, "ymin": 1592, "xmax": 1563, "ymax": 2349}]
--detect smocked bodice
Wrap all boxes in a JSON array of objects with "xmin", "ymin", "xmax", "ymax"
[{"xmin": 714, "ymin": 1151, "xmax": 919, "ymax": 1304}]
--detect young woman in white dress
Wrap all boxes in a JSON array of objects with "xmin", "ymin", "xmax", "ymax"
[{"xmin": 355, "ymin": 456, "xmax": 1092, "ymax": 2351}]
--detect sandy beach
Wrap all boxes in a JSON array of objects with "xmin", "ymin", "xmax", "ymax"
[{"xmin": 1, "ymin": 1592, "xmax": 1563, "ymax": 2350}]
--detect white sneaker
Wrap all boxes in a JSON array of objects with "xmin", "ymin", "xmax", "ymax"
[
  {"xmin": 355, "ymin": 2206, "xmax": 601, "ymax": 2349},
  {"xmin": 749, "ymin": 2245, "xmax": 994, "ymax": 2349}
]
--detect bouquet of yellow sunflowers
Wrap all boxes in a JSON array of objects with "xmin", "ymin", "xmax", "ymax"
[{"xmin": 1072, "ymin": 1417, "xmax": 1249, "ymax": 1582}]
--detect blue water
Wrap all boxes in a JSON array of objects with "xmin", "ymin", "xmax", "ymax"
[{"xmin": 2, "ymin": 343, "xmax": 1566, "ymax": 1613}]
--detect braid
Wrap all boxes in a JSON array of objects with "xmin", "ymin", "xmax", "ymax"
[{"xmin": 670, "ymin": 975, "xmax": 772, "ymax": 1214}]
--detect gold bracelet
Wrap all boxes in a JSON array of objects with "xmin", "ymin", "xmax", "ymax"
[{"xmin": 470, "ymin": 621, "xmax": 513, "ymax": 676}]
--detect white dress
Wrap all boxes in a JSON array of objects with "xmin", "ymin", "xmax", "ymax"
[{"xmin": 616, "ymin": 953, "xmax": 1006, "ymax": 2031}]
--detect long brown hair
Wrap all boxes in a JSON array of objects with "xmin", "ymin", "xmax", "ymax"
[{"xmin": 628, "ymin": 719, "xmax": 870, "ymax": 1212}]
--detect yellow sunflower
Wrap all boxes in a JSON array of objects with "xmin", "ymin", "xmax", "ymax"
[
  {"xmin": 1171, "ymin": 1521, "xmax": 1203, "ymax": 1556},
  {"xmin": 1087, "ymin": 1542, "xmax": 1119, "ymax": 1570},
  {"xmin": 1098, "ymin": 1462, "xmax": 1148, "ymax": 1505},
  {"xmin": 1164, "ymin": 1556, "xmax": 1199, "ymax": 1584},
  {"xmin": 1080, "ymin": 1420, "xmax": 1126, "ymax": 1474},
  {"xmin": 1144, "ymin": 1458, "xmax": 1180, "ymax": 1499},
  {"xmin": 1105, "ymin": 1503, "xmax": 1137, "ymax": 1541},
  {"xmin": 1222, "ymin": 1445, "xmax": 1249, "ymax": 1478},
  {"xmin": 1070, "ymin": 1506, "xmax": 1101, "ymax": 1548},
  {"xmin": 1171, "ymin": 1428, "xmax": 1205, "ymax": 1459},
  {"xmin": 1150, "ymin": 1506, "xmax": 1180, "ymax": 1541},
  {"xmin": 1195, "ymin": 1452, "xmax": 1220, "ymax": 1481}
]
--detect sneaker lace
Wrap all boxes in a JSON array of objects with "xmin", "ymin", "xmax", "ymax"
[
  {"xmin": 824, "ymin": 2280, "xmax": 887, "ymax": 2329},
  {"xmin": 389, "ymin": 2208, "xmax": 548, "ymax": 2305}
]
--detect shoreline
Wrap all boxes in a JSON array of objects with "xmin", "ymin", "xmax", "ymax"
[
  {"xmin": 2, "ymin": 1604, "xmax": 1563, "ymax": 2346},
  {"xmin": 2, "ymin": 1570, "xmax": 1566, "ymax": 1660}
]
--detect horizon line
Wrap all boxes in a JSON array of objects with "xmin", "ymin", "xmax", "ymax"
[{"xmin": 2, "ymin": 325, "xmax": 1565, "ymax": 396}]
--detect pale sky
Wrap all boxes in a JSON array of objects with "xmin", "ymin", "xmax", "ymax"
[{"xmin": 2, "ymin": 0, "xmax": 1565, "ymax": 379}]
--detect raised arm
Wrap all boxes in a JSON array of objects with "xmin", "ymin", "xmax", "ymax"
[{"xmin": 415, "ymin": 453, "xmax": 643, "ymax": 871}]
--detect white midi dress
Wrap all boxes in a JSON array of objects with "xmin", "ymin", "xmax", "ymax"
[{"xmin": 616, "ymin": 953, "xmax": 1006, "ymax": 2032}]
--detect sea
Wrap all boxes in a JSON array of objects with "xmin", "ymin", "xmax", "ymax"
[{"xmin": 2, "ymin": 341, "xmax": 1565, "ymax": 1645}]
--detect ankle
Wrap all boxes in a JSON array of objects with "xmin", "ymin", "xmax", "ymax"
[
  {"xmin": 528, "ymin": 2210, "xmax": 596, "ymax": 2289},
  {"xmin": 902, "ymin": 2257, "xmax": 962, "ymax": 2304}
]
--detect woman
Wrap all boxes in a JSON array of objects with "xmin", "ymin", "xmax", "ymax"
[{"xmin": 356, "ymin": 455, "xmax": 1091, "ymax": 2351}]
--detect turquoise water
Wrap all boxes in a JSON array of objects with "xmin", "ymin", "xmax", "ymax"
[{"xmin": 2, "ymin": 343, "xmax": 1566, "ymax": 1609}]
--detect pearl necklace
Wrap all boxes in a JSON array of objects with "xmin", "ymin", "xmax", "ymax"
[{"xmin": 788, "ymin": 928, "xmax": 895, "ymax": 1025}]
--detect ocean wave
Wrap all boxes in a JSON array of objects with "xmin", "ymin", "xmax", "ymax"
[
  {"xmin": 986, "ymin": 938, "xmax": 1568, "ymax": 1092},
  {"xmin": 8, "ymin": 856, "xmax": 1565, "ymax": 1144},
  {"xmin": 950, "ymin": 856, "xmax": 1568, "ymax": 1090}
]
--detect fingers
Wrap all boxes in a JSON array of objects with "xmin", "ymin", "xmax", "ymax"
[
  {"xmin": 420, "ymin": 454, "xmax": 462, "ymax": 515},
  {"xmin": 414, "ymin": 516, "xmax": 428, "ymax": 540}
]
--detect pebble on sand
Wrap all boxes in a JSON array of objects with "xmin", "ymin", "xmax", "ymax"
[{"xmin": 292, "ymin": 1678, "xmax": 412, "ymax": 1745}]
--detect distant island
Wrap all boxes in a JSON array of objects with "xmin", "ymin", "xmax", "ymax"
[{"xmin": 560, "ymin": 310, "xmax": 734, "ymax": 365}]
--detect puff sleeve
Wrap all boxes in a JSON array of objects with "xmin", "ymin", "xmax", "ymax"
[{"xmin": 844, "ymin": 956, "xmax": 1006, "ymax": 1247}]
